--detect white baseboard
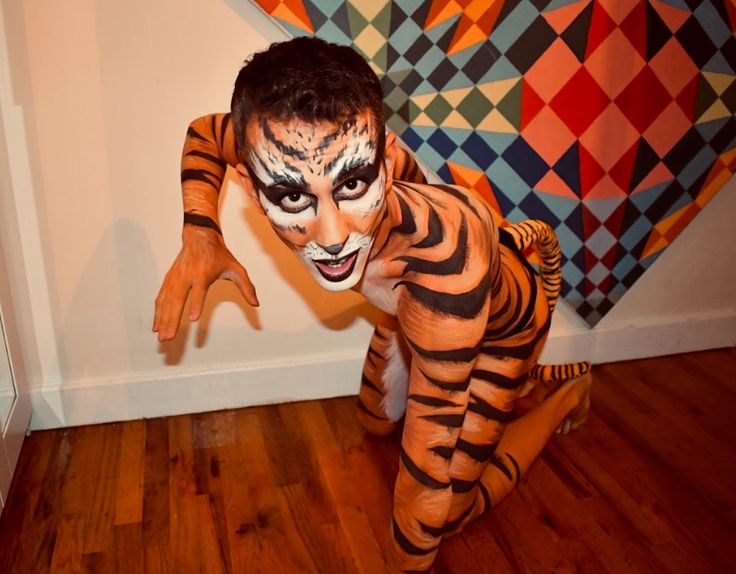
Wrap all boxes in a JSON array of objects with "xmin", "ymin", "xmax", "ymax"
[{"xmin": 28, "ymin": 311, "xmax": 736, "ymax": 430}]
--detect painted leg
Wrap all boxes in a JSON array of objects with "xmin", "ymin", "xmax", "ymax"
[{"xmin": 356, "ymin": 313, "xmax": 410, "ymax": 436}]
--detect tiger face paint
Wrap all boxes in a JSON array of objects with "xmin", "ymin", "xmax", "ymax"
[{"xmin": 237, "ymin": 113, "xmax": 394, "ymax": 291}]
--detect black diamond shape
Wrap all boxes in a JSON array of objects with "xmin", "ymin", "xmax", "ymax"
[
  {"xmin": 461, "ymin": 132, "xmax": 498, "ymax": 170},
  {"xmin": 519, "ymin": 192, "xmax": 561, "ymax": 227},
  {"xmin": 631, "ymin": 138, "xmax": 662, "ymax": 190},
  {"xmin": 720, "ymin": 35, "xmax": 736, "ymax": 68},
  {"xmin": 721, "ymin": 78, "xmax": 736, "ymax": 113},
  {"xmin": 386, "ymin": 43, "xmax": 402, "ymax": 71},
  {"xmin": 675, "ymin": 16, "xmax": 718, "ymax": 69},
  {"xmin": 686, "ymin": 166, "xmax": 710, "ymax": 199},
  {"xmin": 564, "ymin": 202, "xmax": 585, "ymax": 239},
  {"xmin": 620, "ymin": 198, "xmax": 645, "ymax": 232},
  {"xmin": 427, "ymin": 59, "xmax": 459, "ymax": 91},
  {"xmin": 644, "ymin": 179, "xmax": 687, "ymax": 223},
  {"xmin": 399, "ymin": 68, "xmax": 424, "ymax": 94},
  {"xmin": 552, "ymin": 143, "xmax": 581, "ymax": 197},
  {"xmin": 324, "ymin": 3, "xmax": 346, "ymax": 35},
  {"xmin": 622, "ymin": 262, "xmax": 646, "ymax": 288},
  {"xmin": 463, "ymin": 43, "xmax": 502, "ymax": 83},
  {"xmin": 663, "ymin": 127, "xmax": 707, "ymax": 175},
  {"xmin": 596, "ymin": 296, "xmax": 615, "ymax": 317},
  {"xmin": 561, "ymin": 2, "xmax": 593, "ymax": 63},
  {"xmin": 645, "ymin": 1, "xmax": 673, "ymax": 60},
  {"xmin": 405, "ymin": 35, "xmax": 433, "ymax": 65},
  {"xmin": 502, "ymin": 137, "xmax": 549, "ymax": 187},
  {"xmin": 709, "ymin": 116, "xmax": 736, "ymax": 154},
  {"xmin": 506, "ymin": 16, "xmax": 557, "ymax": 74},
  {"xmin": 389, "ymin": 3, "xmax": 408, "ymax": 35}
]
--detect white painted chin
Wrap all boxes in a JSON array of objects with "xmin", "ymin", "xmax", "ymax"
[{"xmin": 302, "ymin": 245, "xmax": 371, "ymax": 291}]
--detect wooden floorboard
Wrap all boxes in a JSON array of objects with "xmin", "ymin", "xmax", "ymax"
[{"xmin": 1, "ymin": 348, "xmax": 735, "ymax": 573}]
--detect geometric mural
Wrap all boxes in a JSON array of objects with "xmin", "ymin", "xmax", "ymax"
[{"xmin": 248, "ymin": 0, "xmax": 736, "ymax": 325}]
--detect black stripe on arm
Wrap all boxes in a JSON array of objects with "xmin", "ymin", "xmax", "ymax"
[
  {"xmin": 185, "ymin": 150, "xmax": 227, "ymax": 170},
  {"xmin": 186, "ymin": 126, "xmax": 208, "ymax": 141},
  {"xmin": 181, "ymin": 168, "xmax": 221, "ymax": 187},
  {"xmin": 395, "ymin": 274, "xmax": 491, "ymax": 319},
  {"xmin": 183, "ymin": 212, "xmax": 221, "ymax": 234}
]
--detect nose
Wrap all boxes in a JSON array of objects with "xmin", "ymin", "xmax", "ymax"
[
  {"xmin": 316, "ymin": 199, "xmax": 350, "ymax": 255},
  {"xmin": 320, "ymin": 242, "xmax": 345, "ymax": 255}
]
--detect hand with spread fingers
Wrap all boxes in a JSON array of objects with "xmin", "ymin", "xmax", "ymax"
[{"xmin": 153, "ymin": 226, "xmax": 258, "ymax": 341}]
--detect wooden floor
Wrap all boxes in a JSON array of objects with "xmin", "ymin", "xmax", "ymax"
[{"xmin": 1, "ymin": 348, "xmax": 735, "ymax": 573}]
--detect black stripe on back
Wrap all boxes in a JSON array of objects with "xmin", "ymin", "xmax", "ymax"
[{"xmin": 395, "ymin": 274, "xmax": 491, "ymax": 319}]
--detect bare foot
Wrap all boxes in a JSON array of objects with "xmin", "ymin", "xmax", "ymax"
[{"xmin": 556, "ymin": 370, "xmax": 593, "ymax": 434}]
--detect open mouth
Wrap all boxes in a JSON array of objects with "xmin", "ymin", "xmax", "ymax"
[{"xmin": 313, "ymin": 250, "xmax": 360, "ymax": 282}]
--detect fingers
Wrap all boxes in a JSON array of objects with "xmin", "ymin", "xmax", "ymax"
[
  {"xmin": 154, "ymin": 282, "xmax": 190, "ymax": 342},
  {"xmin": 223, "ymin": 263, "xmax": 259, "ymax": 307}
]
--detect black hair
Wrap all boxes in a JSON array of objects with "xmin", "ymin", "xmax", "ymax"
[{"xmin": 230, "ymin": 37, "xmax": 385, "ymax": 162}]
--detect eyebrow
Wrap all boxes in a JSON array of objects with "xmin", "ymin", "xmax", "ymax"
[{"xmin": 332, "ymin": 159, "xmax": 380, "ymax": 188}]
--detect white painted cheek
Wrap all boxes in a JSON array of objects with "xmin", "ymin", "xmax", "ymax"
[{"xmin": 340, "ymin": 177, "xmax": 385, "ymax": 235}]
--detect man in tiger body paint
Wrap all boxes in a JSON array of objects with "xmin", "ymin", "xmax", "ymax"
[{"xmin": 153, "ymin": 37, "xmax": 592, "ymax": 572}]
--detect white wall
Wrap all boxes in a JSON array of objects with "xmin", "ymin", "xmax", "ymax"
[{"xmin": 0, "ymin": 0, "xmax": 733, "ymax": 430}]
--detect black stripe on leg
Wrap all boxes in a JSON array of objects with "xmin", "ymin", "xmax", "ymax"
[
  {"xmin": 489, "ymin": 454, "xmax": 513, "ymax": 482},
  {"xmin": 506, "ymin": 452, "xmax": 522, "ymax": 486},
  {"xmin": 400, "ymin": 448, "xmax": 451, "ymax": 490},
  {"xmin": 470, "ymin": 369, "xmax": 527, "ymax": 390},
  {"xmin": 430, "ymin": 446, "xmax": 453, "ymax": 459},
  {"xmin": 451, "ymin": 477, "xmax": 479, "ymax": 493},
  {"xmin": 419, "ymin": 501, "xmax": 475, "ymax": 537},
  {"xmin": 456, "ymin": 439, "xmax": 496, "ymax": 462},
  {"xmin": 408, "ymin": 394, "xmax": 460, "ymax": 408},
  {"xmin": 392, "ymin": 519, "xmax": 437, "ymax": 556},
  {"xmin": 467, "ymin": 394, "xmax": 515, "ymax": 423},
  {"xmin": 419, "ymin": 414, "xmax": 465, "ymax": 428},
  {"xmin": 478, "ymin": 482, "xmax": 492, "ymax": 512},
  {"xmin": 357, "ymin": 399, "xmax": 388, "ymax": 420}
]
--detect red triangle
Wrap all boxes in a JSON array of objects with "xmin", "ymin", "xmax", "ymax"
[
  {"xmin": 520, "ymin": 79, "xmax": 546, "ymax": 130},
  {"xmin": 608, "ymin": 141, "xmax": 639, "ymax": 192},
  {"xmin": 675, "ymin": 74, "xmax": 699, "ymax": 123},
  {"xmin": 579, "ymin": 144, "xmax": 606, "ymax": 198},
  {"xmin": 619, "ymin": 1, "xmax": 647, "ymax": 60},
  {"xmin": 585, "ymin": 2, "xmax": 617, "ymax": 59}
]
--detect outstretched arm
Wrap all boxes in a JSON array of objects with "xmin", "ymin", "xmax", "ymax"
[{"xmin": 153, "ymin": 113, "xmax": 258, "ymax": 341}]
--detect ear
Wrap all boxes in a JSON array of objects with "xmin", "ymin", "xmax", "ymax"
[
  {"xmin": 236, "ymin": 163, "xmax": 266, "ymax": 214},
  {"xmin": 383, "ymin": 130, "xmax": 397, "ymax": 190}
]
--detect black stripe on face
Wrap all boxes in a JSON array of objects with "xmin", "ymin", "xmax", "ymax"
[
  {"xmin": 261, "ymin": 118, "xmax": 308, "ymax": 161},
  {"xmin": 400, "ymin": 448, "xmax": 451, "ymax": 490}
]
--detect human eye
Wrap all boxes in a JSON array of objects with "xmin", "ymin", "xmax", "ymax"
[
  {"xmin": 334, "ymin": 177, "xmax": 369, "ymax": 201},
  {"xmin": 278, "ymin": 190, "xmax": 313, "ymax": 214}
]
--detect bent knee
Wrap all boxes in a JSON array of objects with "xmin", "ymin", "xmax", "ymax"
[{"xmin": 356, "ymin": 406, "xmax": 400, "ymax": 436}]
